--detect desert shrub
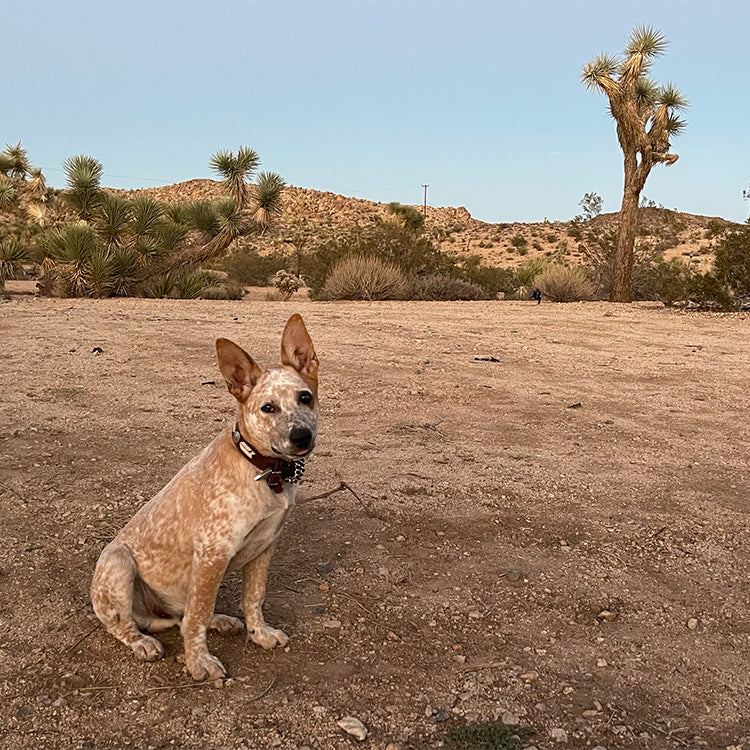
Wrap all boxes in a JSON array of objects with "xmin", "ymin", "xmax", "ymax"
[
  {"xmin": 409, "ymin": 275, "xmax": 489, "ymax": 301},
  {"xmin": 323, "ymin": 254, "xmax": 407, "ymax": 300},
  {"xmin": 577, "ymin": 226, "xmax": 660, "ymax": 299},
  {"xmin": 545, "ymin": 232, "xmax": 557, "ymax": 243},
  {"xmin": 386, "ymin": 202, "xmax": 425, "ymax": 234},
  {"xmin": 514, "ymin": 257, "xmax": 548, "ymax": 288},
  {"xmin": 459, "ymin": 256, "xmax": 516, "ymax": 297},
  {"xmin": 272, "ymin": 269, "xmax": 304, "ymax": 300},
  {"xmin": 306, "ymin": 222, "xmax": 455, "ymax": 298},
  {"xmin": 566, "ymin": 222, "xmax": 584, "ymax": 240},
  {"xmin": 175, "ymin": 269, "xmax": 217, "ymax": 299},
  {"xmin": 218, "ymin": 246, "xmax": 289, "ymax": 286},
  {"xmin": 713, "ymin": 224, "xmax": 750, "ymax": 301},
  {"xmin": 201, "ymin": 284, "xmax": 245, "ymax": 300},
  {"xmin": 510, "ymin": 234, "xmax": 527, "ymax": 249},
  {"xmin": 532, "ymin": 240, "xmax": 544, "ymax": 252},
  {"xmin": 535, "ymin": 264, "xmax": 594, "ymax": 302}
]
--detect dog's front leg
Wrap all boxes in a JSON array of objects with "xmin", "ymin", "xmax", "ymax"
[
  {"xmin": 242, "ymin": 546, "xmax": 289, "ymax": 649},
  {"xmin": 181, "ymin": 552, "xmax": 230, "ymax": 681}
]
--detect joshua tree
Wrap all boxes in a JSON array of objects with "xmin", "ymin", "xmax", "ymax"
[{"xmin": 582, "ymin": 26, "xmax": 688, "ymax": 302}]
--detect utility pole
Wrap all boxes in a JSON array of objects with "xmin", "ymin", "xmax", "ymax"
[{"xmin": 421, "ymin": 184, "xmax": 429, "ymax": 216}]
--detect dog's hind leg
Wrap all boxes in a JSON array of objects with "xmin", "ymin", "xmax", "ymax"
[{"xmin": 91, "ymin": 544, "xmax": 165, "ymax": 662}]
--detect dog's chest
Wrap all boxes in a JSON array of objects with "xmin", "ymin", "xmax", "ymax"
[{"xmin": 227, "ymin": 492, "xmax": 294, "ymax": 570}]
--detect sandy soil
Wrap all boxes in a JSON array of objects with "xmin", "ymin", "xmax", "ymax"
[{"xmin": 1, "ymin": 297, "xmax": 748, "ymax": 750}]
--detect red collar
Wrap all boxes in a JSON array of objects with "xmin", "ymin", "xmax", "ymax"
[{"xmin": 231, "ymin": 424, "xmax": 305, "ymax": 493}]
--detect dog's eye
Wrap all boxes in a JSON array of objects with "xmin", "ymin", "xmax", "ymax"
[
  {"xmin": 298, "ymin": 391, "xmax": 313, "ymax": 405},
  {"xmin": 260, "ymin": 403, "xmax": 276, "ymax": 414}
]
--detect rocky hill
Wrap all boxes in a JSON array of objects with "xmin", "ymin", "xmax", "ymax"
[{"xmin": 116, "ymin": 179, "xmax": 738, "ymax": 272}]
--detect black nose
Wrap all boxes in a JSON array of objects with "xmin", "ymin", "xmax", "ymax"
[{"xmin": 289, "ymin": 426, "xmax": 313, "ymax": 448}]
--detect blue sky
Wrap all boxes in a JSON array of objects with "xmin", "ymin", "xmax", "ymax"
[{"xmin": 3, "ymin": 0, "xmax": 749, "ymax": 223}]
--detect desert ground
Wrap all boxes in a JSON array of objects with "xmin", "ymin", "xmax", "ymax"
[{"xmin": 0, "ymin": 296, "xmax": 748, "ymax": 750}]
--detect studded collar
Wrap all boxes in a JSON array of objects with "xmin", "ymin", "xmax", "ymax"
[{"xmin": 231, "ymin": 423, "xmax": 305, "ymax": 493}]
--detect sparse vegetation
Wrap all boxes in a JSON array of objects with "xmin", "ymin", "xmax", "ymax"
[
  {"xmin": 272, "ymin": 269, "xmax": 304, "ymax": 300},
  {"xmin": 535, "ymin": 264, "xmax": 595, "ymax": 302},
  {"xmin": 323, "ymin": 254, "xmax": 407, "ymax": 300}
]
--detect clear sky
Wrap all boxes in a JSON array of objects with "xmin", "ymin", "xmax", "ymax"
[{"xmin": 3, "ymin": 0, "xmax": 748, "ymax": 223}]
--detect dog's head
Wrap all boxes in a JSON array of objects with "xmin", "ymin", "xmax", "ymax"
[{"xmin": 216, "ymin": 314, "xmax": 319, "ymax": 461}]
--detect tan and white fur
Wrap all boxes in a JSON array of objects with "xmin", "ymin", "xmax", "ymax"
[{"xmin": 90, "ymin": 314, "xmax": 319, "ymax": 681}]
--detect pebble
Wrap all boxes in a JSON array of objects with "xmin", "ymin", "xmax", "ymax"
[
  {"xmin": 597, "ymin": 610, "xmax": 617, "ymax": 622},
  {"xmin": 596, "ymin": 658, "xmax": 608, "ymax": 667},
  {"xmin": 687, "ymin": 617, "xmax": 699, "ymax": 630},
  {"xmin": 506, "ymin": 568, "xmax": 524, "ymax": 582},
  {"xmin": 337, "ymin": 716, "xmax": 368, "ymax": 741},
  {"xmin": 501, "ymin": 711, "xmax": 520, "ymax": 725},
  {"xmin": 550, "ymin": 727, "xmax": 568, "ymax": 743},
  {"xmin": 520, "ymin": 671, "xmax": 538, "ymax": 682},
  {"xmin": 315, "ymin": 562, "xmax": 333, "ymax": 575},
  {"xmin": 323, "ymin": 619, "xmax": 341, "ymax": 629},
  {"xmin": 468, "ymin": 610, "xmax": 483, "ymax": 619}
]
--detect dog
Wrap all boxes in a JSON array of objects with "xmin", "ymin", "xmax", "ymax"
[{"xmin": 90, "ymin": 314, "xmax": 319, "ymax": 681}]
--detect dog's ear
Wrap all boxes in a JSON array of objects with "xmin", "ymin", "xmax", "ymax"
[
  {"xmin": 216, "ymin": 338, "xmax": 263, "ymax": 403},
  {"xmin": 281, "ymin": 314, "xmax": 318, "ymax": 387}
]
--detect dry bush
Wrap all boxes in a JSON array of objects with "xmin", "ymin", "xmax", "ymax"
[
  {"xmin": 323, "ymin": 254, "xmax": 408, "ymax": 300},
  {"xmin": 409, "ymin": 274, "xmax": 488, "ymax": 300},
  {"xmin": 536, "ymin": 264, "xmax": 594, "ymax": 302}
]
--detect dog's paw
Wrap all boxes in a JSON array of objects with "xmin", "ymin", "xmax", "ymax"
[
  {"xmin": 185, "ymin": 650, "xmax": 227, "ymax": 682},
  {"xmin": 247, "ymin": 624, "xmax": 289, "ymax": 650},
  {"xmin": 209, "ymin": 614, "xmax": 245, "ymax": 634},
  {"xmin": 130, "ymin": 635, "xmax": 165, "ymax": 662}
]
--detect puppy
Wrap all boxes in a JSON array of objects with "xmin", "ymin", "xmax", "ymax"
[{"xmin": 90, "ymin": 314, "xmax": 319, "ymax": 680}]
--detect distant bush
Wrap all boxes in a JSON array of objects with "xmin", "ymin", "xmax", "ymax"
[
  {"xmin": 510, "ymin": 234, "xmax": 527, "ymax": 249},
  {"xmin": 323, "ymin": 255, "xmax": 408, "ymax": 300},
  {"xmin": 201, "ymin": 284, "xmax": 245, "ymax": 300},
  {"xmin": 514, "ymin": 257, "xmax": 548, "ymax": 288},
  {"xmin": 535, "ymin": 265, "xmax": 594, "ymax": 302},
  {"xmin": 409, "ymin": 275, "xmax": 489, "ymax": 301},
  {"xmin": 545, "ymin": 232, "xmax": 557, "ymax": 243},
  {"xmin": 272, "ymin": 269, "xmax": 304, "ymax": 300},
  {"xmin": 218, "ymin": 247, "xmax": 289, "ymax": 286}
]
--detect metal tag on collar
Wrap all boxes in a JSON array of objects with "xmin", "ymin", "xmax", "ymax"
[{"xmin": 254, "ymin": 468, "xmax": 272, "ymax": 482}]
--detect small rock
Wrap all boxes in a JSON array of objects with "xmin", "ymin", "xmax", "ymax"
[
  {"xmin": 501, "ymin": 711, "xmax": 520, "ymax": 725},
  {"xmin": 468, "ymin": 610, "xmax": 483, "ymax": 620},
  {"xmin": 323, "ymin": 619, "xmax": 341, "ymax": 629},
  {"xmin": 92, "ymin": 347, "xmax": 103, "ymax": 355},
  {"xmin": 550, "ymin": 727, "xmax": 568, "ymax": 743},
  {"xmin": 52, "ymin": 697, "xmax": 68, "ymax": 708},
  {"xmin": 311, "ymin": 605, "xmax": 326, "ymax": 615},
  {"xmin": 506, "ymin": 568, "xmax": 524, "ymax": 582},
  {"xmin": 520, "ymin": 671, "xmax": 538, "ymax": 682},
  {"xmin": 687, "ymin": 617, "xmax": 699, "ymax": 630},
  {"xmin": 312, "ymin": 705, "xmax": 328, "ymax": 719},
  {"xmin": 582, "ymin": 709, "xmax": 598, "ymax": 718},
  {"xmin": 432, "ymin": 708, "xmax": 452, "ymax": 722},
  {"xmin": 337, "ymin": 716, "xmax": 368, "ymax": 741},
  {"xmin": 596, "ymin": 658, "xmax": 608, "ymax": 667},
  {"xmin": 315, "ymin": 562, "xmax": 333, "ymax": 575},
  {"xmin": 597, "ymin": 610, "xmax": 618, "ymax": 622}
]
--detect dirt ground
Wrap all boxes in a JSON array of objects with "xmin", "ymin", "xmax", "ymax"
[{"xmin": 1, "ymin": 296, "xmax": 748, "ymax": 750}]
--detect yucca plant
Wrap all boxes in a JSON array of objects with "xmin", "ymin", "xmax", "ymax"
[
  {"xmin": 143, "ymin": 273, "xmax": 175, "ymax": 299},
  {"xmin": 0, "ymin": 239, "xmax": 29, "ymax": 287},
  {"xmin": 0, "ymin": 176, "xmax": 17, "ymax": 208},
  {"xmin": 3, "ymin": 142, "xmax": 30, "ymax": 178},
  {"xmin": 0, "ymin": 151, "xmax": 15, "ymax": 176},
  {"xmin": 27, "ymin": 167, "xmax": 48, "ymax": 203},
  {"xmin": 95, "ymin": 194, "xmax": 133, "ymax": 248},
  {"xmin": 42, "ymin": 223, "xmax": 101, "ymax": 297},
  {"xmin": 252, "ymin": 171, "xmax": 286, "ymax": 233},
  {"xmin": 582, "ymin": 26, "xmax": 688, "ymax": 302},
  {"xmin": 63, "ymin": 154, "xmax": 104, "ymax": 221},
  {"xmin": 174, "ymin": 268, "xmax": 214, "ymax": 299},
  {"xmin": 109, "ymin": 247, "xmax": 140, "ymax": 296},
  {"xmin": 86, "ymin": 248, "xmax": 116, "ymax": 297},
  {"xmin": 130, "ymin": 195, "xmax": 165, "ymax": 238},
  {"xmin": 209, "ymin": 146, "xmax": 260, "ymax": 210}
]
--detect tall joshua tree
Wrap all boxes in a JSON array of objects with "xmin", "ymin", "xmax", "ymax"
[{"xmin": 582, "ymin": 26, "xmax": 688, "ymax": 302}]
